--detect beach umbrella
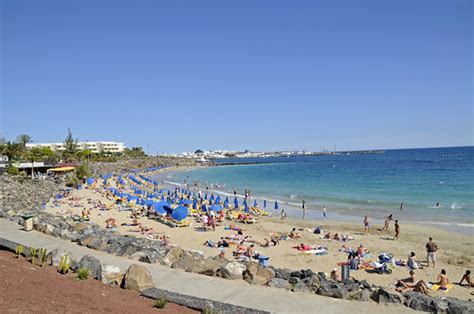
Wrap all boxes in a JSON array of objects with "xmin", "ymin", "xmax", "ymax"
[
  {"xmin": 225, "ymin": 196, "xmax": 229, "ymax": 203},
  {"xmin": 253, "ymin": 200, "xmax": 258, "ymax": 207},
  {"xmin": 202, "ymin": 203, "xmax": 208, "ymax": 212},
  {"xmin": 172, "ymin": 206, "xmax": 189, "ymax": 221},
  {"xmin": 161, "ymin": 195, "xmax": 165, "ymax": 201},
  {"xmin": 244, "ymin": 203, "xmax": 249, "ymax": 213},
  {"xmin": 274, "ymin": 201, "xmax": 279, "ymax": 210},
  {"xmin": 153, "ymin": 201, "xmax": 169, "ymax": 215},
  {"xmin": 180, "ymin": 199, "xmax": 192, "ymax": 206},
  {"xmin": 204, "ymin": 193, "xmax": 208, "ymax": 200},
  {"xmin": 210, "ymin": 194, "xmax": 215, "ymax": 201},
  {"xmin": 210, "ymin": 205, "xmax": 223, "ymax": 211},
  {"xmin": 86, "ymin": 177, "xmax": 95, "ymax": 185},
  {"xmin": 234, "ymin": 197, "xmax": 239, "ymax": 208},
  {"xmin": 215, "ymin": 195, "xmax": 221, "ymax": 204},
  {"xmin": 224, "ymin": 198, "xmax": 229, "ymax": 208},
  {"xmin": 243, "ymin": 198, "xmax": 247, "ymax": 206},
  {"xmin": 192, "ymin": 198, "xmax": 197, "ymax": 209}
]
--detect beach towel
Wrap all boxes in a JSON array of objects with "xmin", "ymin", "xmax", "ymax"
[{"xmin": 429, "ymin": 284, "xmax": 453, "ymax": 291}]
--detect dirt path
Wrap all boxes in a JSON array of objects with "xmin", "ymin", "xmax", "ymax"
[{"xmin": 0, "ymin": 250, "xmax": 197, "ymax": 313}]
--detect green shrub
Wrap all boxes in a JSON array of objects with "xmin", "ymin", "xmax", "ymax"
[
  {"xmin": 76, "ymin": 268, "xmax": 89, "ymax": 280},
  {"xmin": 153, "ymin": 298, "xmax": 167, "ymax": 309},
  {"xmin": 15, "ymin": 245, "xmax": 24, "ymax": 258},
  {"xmin": 58, "ymin": 254, "xmax": 71, "ymax": 274},
  {"xmin": 29, "ymin": 247, "xmax": 36, "ymax": 265},
  {"xmin": 75, "ymin": 164, "xmax": 92, "ymax": 180},
  {"xmin": 6, "ymin": 164, "xmax": 19, "ymax": 175},
  {"xmin": 39, "ymin": 248, "xmax": 47, "ymax": 267},
  {"xmin": 202, "ymin": 307, "xmax": 217, "ymax": 314}
]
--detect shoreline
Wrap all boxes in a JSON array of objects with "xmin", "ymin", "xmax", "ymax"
[{"xmin": 156, "ymin": 166, "xmax": 474, "ymax": 236}]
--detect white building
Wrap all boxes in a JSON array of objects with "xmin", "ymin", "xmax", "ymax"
[{"xmin": 26, "ymin": 141, "xmax": 126, "ymax": 154}]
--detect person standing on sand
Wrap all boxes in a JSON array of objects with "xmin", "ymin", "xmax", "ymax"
[
  {"xmin": 322, "ymin": 207, "xmax": 327, "ymax": 218},
  {"xmin": 400, "ymin": 202, "xmax": 404, "ymax": 210},
  {"xmin": 426, "ymin": 237, "xmax": 438, "ymax": 267},
  {"xmin": 363, "ymin": 216, "xmax": 370, "ymax": 235},
  {"xmin": 281, "ymin": 209, "xmax": 287, "ymax": 220},
  {"xmin": 383, "ymin": 214, "xmax": 393, "ymax": 231},
  {"xmin": 394, "ymin": 220, "xmax": 400, "ymax": 240},
  {"xmin": 302, "ymin": 199, "xmax": 306, "ymax": 219}
]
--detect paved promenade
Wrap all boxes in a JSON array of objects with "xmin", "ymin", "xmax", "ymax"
[{"xmin": 0, "ymin": 218, "xmax": 412, "ymax": 313}]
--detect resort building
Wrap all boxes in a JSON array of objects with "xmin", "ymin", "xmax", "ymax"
[{"xmin": 26, "ymin": 141, "xmax": 126, "ymax": 154}]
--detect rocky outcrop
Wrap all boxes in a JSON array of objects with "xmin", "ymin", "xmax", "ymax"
[
  {"xmin": 220, "ymin": 261, "xmax": 247, "ymax": 280},
  {"xmin": 101, "ymin": 264, "xmax": 124, "ymax": 285},
  {"xmin": 243, "ymin": 262, "xmax": 275, "ymax": 285},
  {"xmin": 372, "ymin": 287, "xmax": 404, "ymax": 305},
  {"xmin": 123, "ymin": 264, "xmax": 154, "ymax": 292},
  {"xmin": 75, "ymin": 255, "xmax": 102, "ymax": 280}
]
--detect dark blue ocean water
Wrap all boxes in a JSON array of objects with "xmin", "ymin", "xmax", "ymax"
[{"xmin": 170, "ymin": 147, "xmax": 474, "ymax": 226}]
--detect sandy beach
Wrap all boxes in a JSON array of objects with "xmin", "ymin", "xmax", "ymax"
[{"xmin": 45, "ymin": 168, "xmax": 474, "ymax": 301}]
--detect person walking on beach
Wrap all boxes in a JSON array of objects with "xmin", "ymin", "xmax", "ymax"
[
  {"xmin": 281, "ymin": 209, "xmax": 287, "ymax": 220},
  {"xmin": 383, "ymin": 214, "xmax": 393, "ymax": 231},
  {"xmin": 394, "ymin": 220, "xmax": 400, "ymax": 240},
  {"xmin": 322, "ymin": 207, "xmax": 327, "ymax": 218},
  {"xmin": 363, "ymin": 216, "xmax": 370, "ymax": 235},
  {"xmin": 302, "ymin": 199, "xmax": 306, "ymax": 220},
  {"xmin": 233, "ymin": 189, "xmax": 237, "ymax": 197},
  {"xmin": 426, "ymin": 237, "xmax": 438, "ymax": 267},
  {"xmin": 400, "ymin": 202, "xmax": 404, "ymax": 211}
]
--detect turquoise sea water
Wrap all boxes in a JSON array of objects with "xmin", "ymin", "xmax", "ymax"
[{"xmin": 167, "ymin": 147, "xmax": 474, "ymax": 227}]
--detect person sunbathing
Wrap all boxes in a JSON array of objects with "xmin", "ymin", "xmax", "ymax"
[
  {"xmin": 459, "ymin": 270, "xmax": 473, "ymax": 287},
  {"xmin": 289, "ymin": 228, "xmax": 301, "ymax": 239},
  {"xmin": 131, "ymin": 218, "xmax": 142, "ymax": 226},
  {"xmin": 396, "ymin": 270, "xmax": 430, "ymax": 295},
  {"xmin": 105, "ymin": 218, "xmax": 117, "ymax": 228},
  {"xmin": 138, "ymin": 225, "xmax": 153, "ymax": 234},
  {"xmin": 333, "ymin": 233, "xmax": 341, "ymax": 241},
  {"xmin": 357, "ymin": 244, "xmax": 368, "ymax": 257},
  {"xmin": 298, "ymin": 243, "xmax": 313, "ymax": 251},
  {"xmin": 435, "ymin": 269, "xmax": 449, "ymax": 290}
]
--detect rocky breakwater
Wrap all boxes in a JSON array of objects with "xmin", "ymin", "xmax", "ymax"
[
  {"xmin": 0, "ymin": 210, "xmax": 470, "ymax": 313},
  {"xmin": 0, "ymin": 174, "xmax": 63, "ymax": 214}
]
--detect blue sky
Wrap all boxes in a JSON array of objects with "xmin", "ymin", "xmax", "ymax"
[{"xmin": 1, "ymin": 0, "xmax": 472, "ymax": 153}]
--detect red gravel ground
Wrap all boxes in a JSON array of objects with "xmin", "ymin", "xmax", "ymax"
[{"xmin": 0, "ymin": 250, "xmax": 198, "ymax": 313}]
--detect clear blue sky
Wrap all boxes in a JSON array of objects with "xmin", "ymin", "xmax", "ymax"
[{"xmin": 1, "ymin": 0, "xmax": 472, "ymax": 153}]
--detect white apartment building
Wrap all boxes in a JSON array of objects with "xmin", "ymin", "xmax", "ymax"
[{"xmin": 26, "ymin": 141, "xmax": 126, "ymax": 154}]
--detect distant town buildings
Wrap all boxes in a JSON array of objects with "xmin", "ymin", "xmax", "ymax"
[{"xmin": 26, "ymin": 141, "xmax": 126, "ymax": 154}]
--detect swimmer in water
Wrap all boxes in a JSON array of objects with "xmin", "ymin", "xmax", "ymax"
[{"xmin": 435, "ymin": 202, "xmax": 440, "ymax": 208}]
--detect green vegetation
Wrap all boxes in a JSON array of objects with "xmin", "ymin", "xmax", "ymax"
[
  {"xmin": 202, "ymin": 307, "xmax": 218, "ymax": 314},
  {"xmin": 0, "ymin": 129, "xmax": 148, "ymax": 170},
  {"xmin": 29, "ymin": 247, "xmax": 37, "ymax": 265},
  {"xmin": 15, "ymin": 245, "xmax": 24, "ymax": 258},
  {"xmin": 76, "ymin": 268, "xmax": 89, "ymax": 280},
  {"xmin": 153, "ymin": 298, "xmax": 167, "ymax": 309},
  {"xmin": 39, "ymin": 248, "xmax": 47, "ymax": 267},
  {"xmin": 58, "ymin": 254, "xmax": 71, "ymax": 274},
  {"xmin": 75, "ymin": 164, "xmax": 92, "ymax": 180}
]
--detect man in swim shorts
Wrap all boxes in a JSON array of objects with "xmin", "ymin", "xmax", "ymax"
[{"xmin": 426, "ymin": 237, "xmax": 438, "ymax": 267}]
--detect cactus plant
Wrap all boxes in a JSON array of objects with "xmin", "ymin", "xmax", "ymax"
[
  {"xmin": 39, "ymin": 248, "xmax": 47, "ymax": 267},
  {"xmin": 58, "ymin": 254, "xmax": 71, "ymax": 274},
  {"xmin": 15, "ymin": 245, "xmax": 24, "ymax": 258},
  {"xmin": 29, "ymin": 247, "xmax": 36, "ymax": 265}
]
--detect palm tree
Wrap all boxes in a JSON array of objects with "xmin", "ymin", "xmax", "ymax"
[
  {"xmin": 16, "ymin": 134, "xmax": 32, "ymax": 149},
  {"xmin": 1, "ymin": 141, "xmax": 21, "ymax": 161}
]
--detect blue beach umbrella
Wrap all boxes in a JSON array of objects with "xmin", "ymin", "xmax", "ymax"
[
  {"xmin": 274, "ymin": 201, "xmax": 279, "ymax": 210},
  {"xmin": 172, "ymin": 206, "xmax": 189, "ymax": 221},
  {"xmin": 202, "ymin": 203, "xmax": 208, "ymax": 212},
  {"xmin": 210, "ymin": 194, "xmax": 215, "ymax": 201},
  {"xmin": 234, "ymin": 197, "xmax": 239, "ymax": 208},
  {"xmin": 209, "ymin": 199, "xmax": 214, "ymax": 205},
  {"xmin": 253, "ymin": 200, "xmax": 258, "ymax": 207},
  {"xmin": 224, "ymin": 198, "xmax": 229, "ymax": 208},
  {"xmin": 153, "ymin": 201, "xmax": 170, "ymax": 215},
  {"xmin": 244, "ymin": 203, "xmax": 249, "ymax": 213},
  {"xmin": 161, "ymin": 195, "xmax": 165, "ymax": 201},
  {"xmin": 225, "ymin": 196, "xmax": 229, "ymax": 203},
  {"xmin": 210, "ymin": 205, "xmax": 223, "ymax": 211},
  {"xmin": 192, "ymin": 198, "xmax": 197, "ymax": 209},
  {"xmin": 215, "ymin": 195, "xmax": 221, "ymax": 204},
  {"xmin": 204, "ymin": 193, "xmax": 208, "ymax": 200},
  {"xmin": 243, "ymin": 198, "xmax": 247, "ymax": 206},
  {"xmin": 180, "ymin": 199, "xmax": 192, "ymax": 206}
]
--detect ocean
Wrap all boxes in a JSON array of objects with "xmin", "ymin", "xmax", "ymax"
[{"xmin": 161, "ymin": 147, "xmax": 474, "ymax": 229}]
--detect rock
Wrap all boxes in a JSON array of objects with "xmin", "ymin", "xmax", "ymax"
[
  {"xmin": 301, "ymin": 269, "xmax": 315, "ymax": 279},
  {"xmin": 446, "ymin": 297, "xmax": 474, "ymax": 314},
  {"xmin": 289, "ymin": 277, "xmax": 300, "ymax": 285},
  {"xmin": 308, "ymin": 274, "xmax": 322, "ymax": 291},
  {"xmin": 76, "ymin": 255, "xmax": 102, "ymax": 280},
  {"xmin": 292, "ymin": 281, "xmax": 310, "ymax": 293},
  {"xmin": 348, "ymin": 289, "xmax": 371, "ymax": 302},
  {"xmin": 87, "ymin": 238, "xmax": 109, "ymax": 251},
  {"xmin": 44, "ymin": 224, "xmax": 55, "ymax": 235},
  {"xmin": 268, "ymin": 277, "xmax": 291, "ymax": 290},
  {"xmin": 171, "ymin": 252, "xmax": 196, "ymax": 270},
  {"xmin": 101, "ymin": 264, "xmax": 123, "ymax": 285},
  {"xmin": 123, "ymin": 264, "xmax": 154, "ymax": 292},
  {"xmin": 46, "ymin": 248, "xmax": 74, "ymax": 267},
  {"xmin": 77, "ymin": 235, "xmax": 96, "ymax": 247},
  {"xmin": 317, "ymin": 281, "xmax": 349, "ymax": 299},
  {"xmin": 290, "ymin": 270, "xmax": 303, "ymax": 279},
  {"xmin": 161, "ymin": 247, "xmax": 184, "ymax": 267},
  {"xmin": 372, "ymin": 287, "xmax": 404, "ymax": 305},
  {"xmin": 274, "ymin": 268, "xmax": 291, "ymax": 280},
  {"xmin": 220, "ymin": 262, "xmax": 247, "ymax": 280},
  {"xmin": 243, "ymin": 262, "xmax": 275, "ymax": 285},
  {"xmin": 187, "ymin": 258, "xmax": 224, "ymax": 276}
]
